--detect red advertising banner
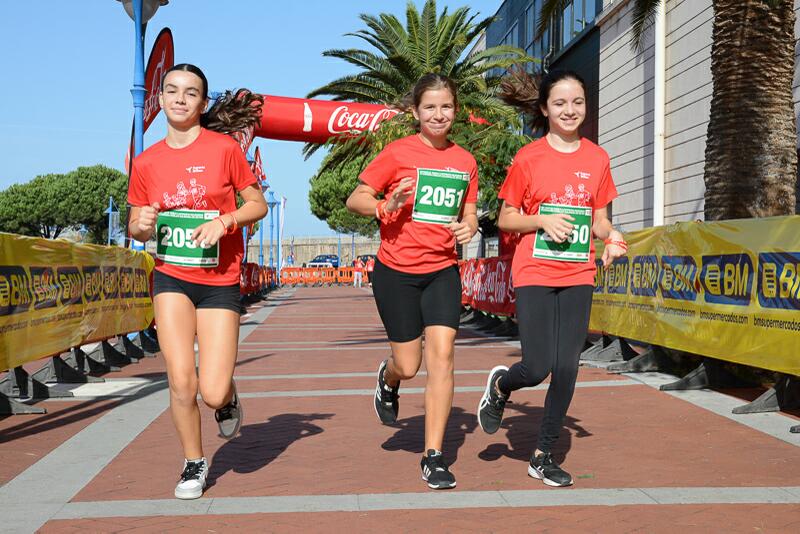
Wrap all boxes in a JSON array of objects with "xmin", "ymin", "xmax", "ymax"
[
  {"xmin": 459, "ymin": 256, "xmax": 515, "ymax": 316},
  {"xmin": 255, "ymin": 95, "xmax": 400, "ymax": 144},
  {"xmin": 143, "ymin": 28, "xmax": 175, "ymax": 132},
  {"xmin": 125, "ymin": 27, "xmax": 174, "ymax": 172},
  {"xmin": 252, "ymin": 146, "xmax": 266, "ymax": 184}
]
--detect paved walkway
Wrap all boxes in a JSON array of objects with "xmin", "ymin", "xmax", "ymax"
[{"xmin": 1, "ymin": 287, "xmax": 799, "ymax": 533}]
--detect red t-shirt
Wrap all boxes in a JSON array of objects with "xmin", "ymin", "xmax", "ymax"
[
  {"xmin": 359, "ymin": 135, "xmax": 479, "ymax": 274},
  {"xmin": 128, "ymin": 128, "xmax": 258, "ymax": 286},
  {"xmin": 499, "ymin": 136, "xmax": 618, "ymax": 288}
]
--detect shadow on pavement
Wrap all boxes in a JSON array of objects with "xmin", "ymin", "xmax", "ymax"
[
  {"xmin": 477, "ymin": 401, "xmax": 592, "ymax": 464},
  {"xmin": 380, "ymin": 407, "xmax": 477, "ymax": 466},
  {"xmin": 207, "ymin": 412, "xmax": 333, "ymax": 487}
]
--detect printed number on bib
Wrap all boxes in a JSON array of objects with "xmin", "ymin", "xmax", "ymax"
[
  {"xmin": 533, "ymin": 203, "xmax": 593, "ymax": 263},
  {"xmin": 412, "ymin": 168, "xmax": 470, "ymax": 225},
  {"xmin": 156, "ymin": 209, "xmax": 220, "ymax": 267}
]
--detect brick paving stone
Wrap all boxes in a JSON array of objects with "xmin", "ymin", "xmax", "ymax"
[
  {"xmin": 6, "ymin": 287, "xmax": 800, "ymax": 533},
  {"xmin": 39, "ymin": 504, "xmax": 800, "ymax": 533},
  {"xmin": 72, "ymin": 381, "xmax": 800, "ymax": 502},
  {"xmin": 0, "ymin": 399, "xmax": 119, "ymax": 485}
]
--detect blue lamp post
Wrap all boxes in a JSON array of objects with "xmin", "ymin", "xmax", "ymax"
[
  {"xmin": 117, "ymin": 0, "xmax": 169, "ymax": 158},
  {"xmin": 266, "ymin": 191, "xmax": 277, "ymax": 268}
]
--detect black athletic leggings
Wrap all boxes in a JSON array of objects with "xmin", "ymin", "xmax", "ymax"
[{"xmin": 498, "ymin": 285, "xmax": 594, "ymax": 452}]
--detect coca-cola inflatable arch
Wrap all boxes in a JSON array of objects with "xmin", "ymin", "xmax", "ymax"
[{"xmin": 253, "ymin": 95, "xmax": 399, "ymax": 144}]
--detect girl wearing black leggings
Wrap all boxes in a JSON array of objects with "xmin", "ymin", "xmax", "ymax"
[{"xmin": 477, "ymin": 69, "xmax": 627, "ymax": 487}]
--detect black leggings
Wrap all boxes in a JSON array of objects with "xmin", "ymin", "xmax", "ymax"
[{"xmin": 498, "ymin": 285, "xmax": 594, "ymax": 452}]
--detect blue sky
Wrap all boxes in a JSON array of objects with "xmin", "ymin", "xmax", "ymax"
[{"xmin": 0, "ymin": 0, "xmax": 501, "ymax": 237}]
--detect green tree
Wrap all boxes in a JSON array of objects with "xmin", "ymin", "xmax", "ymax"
[
  {"xmin": 61, "ymin": 165, "xmax": 128, "ymax": 243},
  {"xmin": 309, "ymin": 157, "xmax": 379, "ymax": 237},
  {"xmin": 0, "ymin": 165, "xmax": 128, "ymax": 242},
  {"xmin": 0, "ymin": 173, "xmax": 73, "ymax": 238},
  {"xmin": 308, "ymin": 0, "xmax": 531, "ymax": 110},
  {"xmin": 537, "ymin": 0, "xmax": 797, "ymax": 219},
  {"xmin": 306, "ymin": 0, "xmax": 534, "ymax": 228}
]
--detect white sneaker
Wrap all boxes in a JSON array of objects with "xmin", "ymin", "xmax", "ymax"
[{"xmin": 174, "ymin": 458, "xmax": 208, "ymax": 499}]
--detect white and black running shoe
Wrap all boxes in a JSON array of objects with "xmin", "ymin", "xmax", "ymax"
[
  {"xmin": 528, "ymin": 452, "xmax": 573, "ymax": 487},
  {"xmin": 478, "ymin": 365, "xmax": 509, "ymax": 434},
  {"xmin": 420, "ymin": 449, "xmax": 456, "ymax": 490},
  {"xmin": 374, "ymin": 359, "xmax": 399, "ymax": 424},
  {"xmin": 174, "ymin": 458, "xmax": 208, "ymax": 499},
  {"xmin": 215, "ymin": 381, "xmax": 243, "ymax": 439}
]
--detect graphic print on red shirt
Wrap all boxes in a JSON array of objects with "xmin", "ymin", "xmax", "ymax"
[
  {"xmin": 127, "ymin": 128, "xmax": 258, "ymax": 286},
  {"xmin": 498, "ymin": 136, "xmax": 618, "ymax": 288},
  {"xmin": 359, "ymin": 135, "xmax": 479, "ymax": 274}
]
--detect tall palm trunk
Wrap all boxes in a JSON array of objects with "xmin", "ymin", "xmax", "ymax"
[{"xmin": 703, "ymin": 0, "xmax": 797, "ymax": 220}]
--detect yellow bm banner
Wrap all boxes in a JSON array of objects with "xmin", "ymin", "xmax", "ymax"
[
  {"xmin": 590, "ymin": 216, "xmax": 800, "ymax": 377},
  {"xmin": 0, "ymin": 233, "xmax": 155, "ymax": 372}
]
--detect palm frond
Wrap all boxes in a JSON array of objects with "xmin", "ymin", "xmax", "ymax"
[
  {"xmin": 630, "ymin": 0, "xmax": 662, "ymax": 54},
  {"xmin": 536, "ymin": 0, "xmax": 571, "ymax": 41}
]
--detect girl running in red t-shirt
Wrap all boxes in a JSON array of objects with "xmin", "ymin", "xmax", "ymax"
[
  {"xmin": 127, "ymin": 64, "xmax": 268, "ymax": 500},
  {"xmin": 346, "ymin": 73, "xmax": 478, "ymax": 490},
  {"xmin": 477, "ymin": 69, "xmax": 627, "ymax": 487}
]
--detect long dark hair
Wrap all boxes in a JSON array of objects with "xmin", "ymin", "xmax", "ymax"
[
  {"xmin": 161, "ymin": 63, "xmax": 263, "ymax": 135},
  {"xmin": 500, "ymin": 67, "xmax": 586, "ymax": 133}
]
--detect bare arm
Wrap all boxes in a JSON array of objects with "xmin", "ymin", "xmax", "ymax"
[
  {"xmin": 346, "ymin": 178, "xmax": 415, "ymax": 218},
  {"xmin": 592, "ymin": 207, "xmax": 626, "ymax": 266},
  {"xmin": 448, "ymin": 202, "xmax": 478, "ymax": 244},
  {"xmin": 128, "ymin": 204, "xmax": 159, "ymax": 242},
  {"xmin": 497, "ymin": 200, "xmax": 576, "ymax": 244},
  {"xmin": 190, "ymin": 184, "xmax": 268, "ymax": 247}
]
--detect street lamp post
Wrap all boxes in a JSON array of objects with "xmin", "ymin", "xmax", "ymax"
[
  {"xmin": 116, "ymin": 0, "xmax": 169, "ymax": 158},
  {"xmin": 266, "ymin": 191, "xmax": 277, "ymax": 269}
]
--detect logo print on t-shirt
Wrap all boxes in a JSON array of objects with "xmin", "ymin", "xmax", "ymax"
[
  {"xmin": 550, "ymin": 184, "xmax": 592, "ymax": 207},
  {"xmin": 162, "ymin": 178, "xmax": 208, "ymax": 209},
  {"xmin": 574, "ymin": 171, "xmax": 591, "ymax": 180}
]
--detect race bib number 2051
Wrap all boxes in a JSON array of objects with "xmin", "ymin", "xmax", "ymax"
[
  {"xmin": 156, "ymin": 209, "xmax": 219, "ymax": 267},
  {"xmin": 411, "ymin": 168, "xmax": 470, "ymax": 225},
  {"xmin": 533, "ymin": 203, "xmax": 593, "ymax": 262}
]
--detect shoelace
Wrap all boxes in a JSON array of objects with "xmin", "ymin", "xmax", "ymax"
[
  {"xmin": 378, "ymin": 372, "xmax": 399, "ymax": 404},
  {"xmin": 536, "ymin": 452, "xmax": 554, "ymax": 467},
  {"xmin": 490, "ymin": 380, "xmax": 508, "ymax": 410},
  {"xmin": 215, "ymin": 400, "xmax": 236, "ymax": 422},
  {"xmin": 426, "ymin": 454, "xmax": 449, "ymax": 472},
  {"xmin": 180, "ymin": 461, "xmax": 205, "ymax": 482}
]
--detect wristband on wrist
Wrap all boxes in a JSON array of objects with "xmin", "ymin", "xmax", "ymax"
[
  {"xmin": 216, "ymin": 217, "xmax": 227, "ymax": 233},
  {"xmin": 604, "ymin": 237, "xmax": 628, "ymax": 250},
  {"xmin": 227, "ymin": 213, "xmax": 239, "ymax": 235}
]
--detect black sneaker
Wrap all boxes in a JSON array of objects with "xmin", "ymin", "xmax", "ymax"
[
  {"xmin": 420, "ymin": 449, "xmax": 456, "ymax": 490},
  {"xmin": 374, "ymin": 359, "xmax": 399, "ymax": 424},
  {"xmin": 478, "ymin": 365, "xmax": 509, "ymax": 434},
  {"xmin": 528, "ymin": 452, "xmax": 573, "ymax": 487},
  {"xmin": 174, "ymin": 458, "xmax": 208, "ymax": 499},
  {"xmin": 215, "ymin": 381, "xmax": 243, "ymax": 439}
]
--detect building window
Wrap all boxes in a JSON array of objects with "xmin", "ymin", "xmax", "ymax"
[{"xmin": 556, "ymin": 0, "xmax": 599, "ymax": 52}]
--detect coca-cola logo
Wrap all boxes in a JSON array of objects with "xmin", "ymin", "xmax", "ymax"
[{"xmin": 327, "ymin": 106, "xmax": 399, "ymax": 135}]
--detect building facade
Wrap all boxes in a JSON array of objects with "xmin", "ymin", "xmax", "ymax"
[{"xmin": 485, "ymin": 0, "xmax": 800, "ymax": 234}]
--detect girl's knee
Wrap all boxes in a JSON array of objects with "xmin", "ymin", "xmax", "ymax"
[
  {"xmin": 518, "ymin": 364, "xmax": 549, "ymax": 387},
  {"xmin": 392, "ymin": 359, "xmax": 420, "ymax": 380},
  {"xmin": 169, "ymin": 375, "xmax": 198, "ymax": 405}
]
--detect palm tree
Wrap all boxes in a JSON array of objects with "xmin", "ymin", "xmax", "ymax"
[
  {"xmin": 305, "ymin": 0, "xmax": 533, "ymax": 221},
  {"xmin": 537, "ymin": 0, "xmax": 797, "ymax": 219},
  {"xmin": 307, "ymin": 0, "xmax": 531, "ymax": 115}
]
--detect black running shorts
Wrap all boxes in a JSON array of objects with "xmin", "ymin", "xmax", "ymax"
[
  {"xmin": 371, "ymin": 258, "xmax": 461, "ymax": 343},
  {"xmin": 153, "ymin": 270, "xmax": 241, "ymax": 313}
]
